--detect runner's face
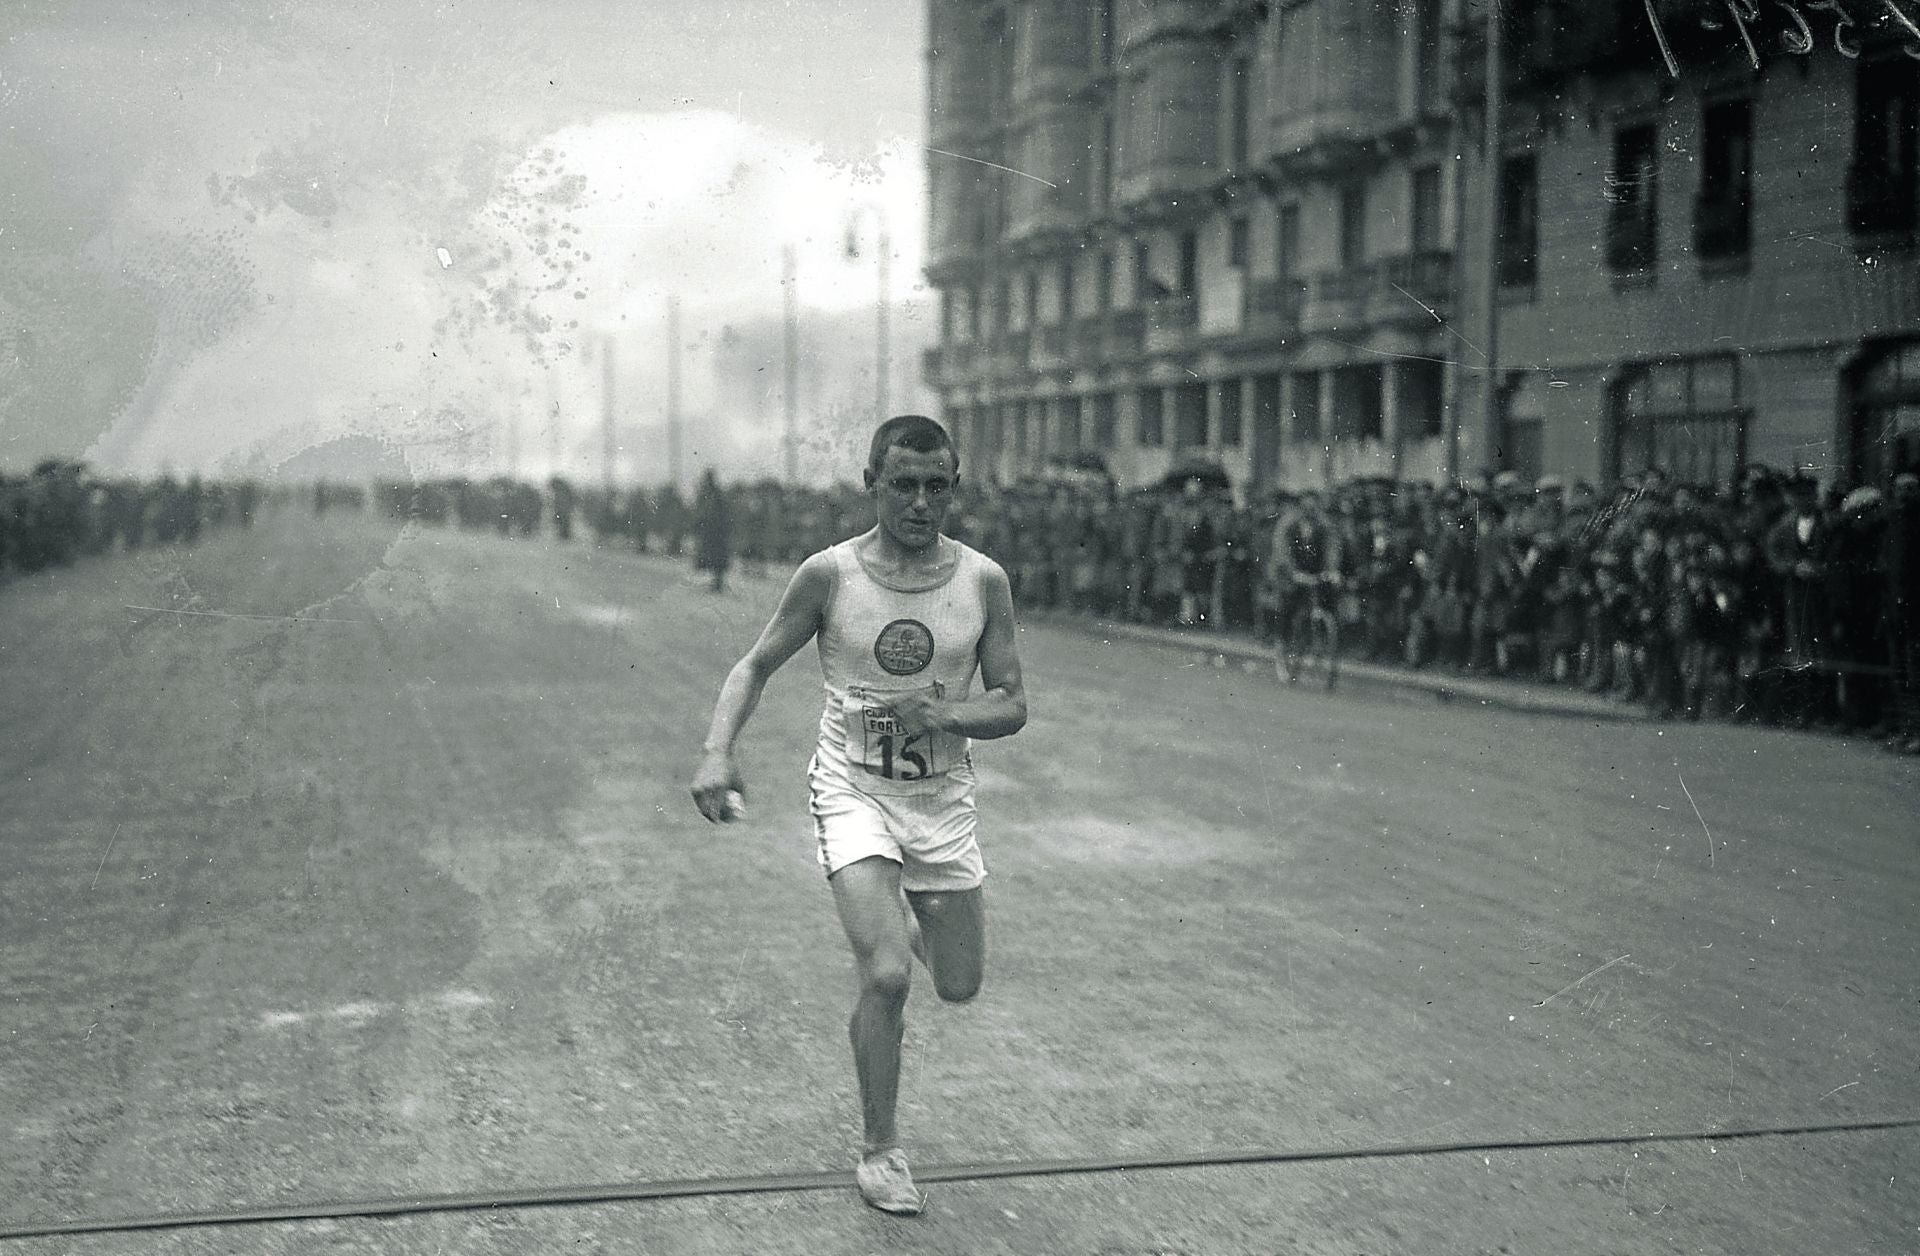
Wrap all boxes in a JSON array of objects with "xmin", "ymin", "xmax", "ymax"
[{"xmin": 868, "ymin": 445, "xmax": 957, "ymax": 552}]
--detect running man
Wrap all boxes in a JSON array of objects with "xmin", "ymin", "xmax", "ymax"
[{"xmin": 689, "ymin": 414, "xmax": 1027, "ymax": 1215}]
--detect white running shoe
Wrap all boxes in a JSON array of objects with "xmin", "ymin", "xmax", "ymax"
[{"xmin": 855, "ymin": 1148, "xmax": 927, "ymax": 1215}]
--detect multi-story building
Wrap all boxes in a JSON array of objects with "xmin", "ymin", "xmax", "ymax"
[{"xmin": 921, "ymin": 0, "xmax": 1919, "ymax": 495}]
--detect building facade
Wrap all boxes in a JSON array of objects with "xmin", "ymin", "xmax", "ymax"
[{"xmin": 921, "ymin": 0, "xmax": 1919, "ymax": 495}]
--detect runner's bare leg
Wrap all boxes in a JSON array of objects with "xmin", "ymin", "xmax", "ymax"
[
  {"xmin": 906, "ymin": 887, "xmax": 985, "ymax": 1002},
  {"xmin": 830, "ymin": 856, "xmax": 916, "ymax": 1153}
]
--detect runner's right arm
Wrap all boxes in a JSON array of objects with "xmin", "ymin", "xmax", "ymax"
[{"xmin": 691, "ymin": 552, "xmax": 834, "ymax": 822}]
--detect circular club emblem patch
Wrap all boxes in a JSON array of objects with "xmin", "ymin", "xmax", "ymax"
[{"xmin": 873, "ymin": 618, "xmax": 935, "ymax": 676}]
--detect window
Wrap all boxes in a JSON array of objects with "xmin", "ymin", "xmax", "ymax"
[
  {"xmin": 1411, "ymin": 164, "xmax": 1443, "ymax": 253},
  {"xmin": 1606, "ymin": 124, "xmax": 1659, "ymax": 274},
  {"xmin": 1290, "ymin": 371, "xmax": 1321, "ymax": 442},
  {"xmin": 1010, "ymin": 401, "xmax": 1028, "ymax": 456},
  {"xmin": 1696, "ymin": 98, "xmax": 1752, "ymax": 261},
  {"xmin": 1092, "ymin": 392, "xmax": 1118, "ymax": 449},
  {"xmin": 1059, "ymin": 258, "xmax": 1076, "ymax": 322},
  {"xmin": 1137, "ymin": 387, "xmax": 1165, "ymax": 446},
  {"xmin": 1226, "ymin": 55, "xmax": 1251, "ymax": 170},
  {"xmin": 1175, "ymin": 383, "xmax": 1208, "ymax": 448},
  {"xmin": 966, "ymin": 284, "xmax": 981, "ymax": 338},
  {"xmin": 1612, "ymin": 355, "xmax": 1748, "ymax": 488},
  {"xmin": 1277, "ymin": 202, "xmax": 1301, "ymax": 281},
  {"xmin": 1059, "ymin": 396, "xmax": 1084, "ymax": 451},
  {"xmin": 1134, "ymin": 241, "xmax": 1156, "ymax": 299},
  {"xmin": 1497, "ymin": 154, "xmax": 1538, "ymax": 287},
  {"xmin": 993, "ymin": 279, "xmax": 1011, "ymax": 332},
  {"xmin": 1851, "ymin": 337, "xmax": 1920, "ymax": 484},
  {"xmin": 1337, "ymin": 366, "xmax": 1385, "ymax": 441},
  {"xmin": 1339, "ymin": 184, "xmax": 1367, "ymax": 268},
  {"xmin": 1406, "ymin": 359, "xmax": 1445, "ymax": 438},
  {"xmin": 1096, "ymin": 113, "xmax": 1116, "ymax": 211},
  {"xmin": 1850, "ymin": 58, "xmax": 1919, "ymax": 236},
  {"xmin": 1097, "ymin": 251, "xmax": 1114, "ymax": 312},
  {"xmin": 1228, "ymin": 215, "xmax": 1250, "ymax": 268},
  {"xmin": 1413, "ymin": 0, "xmax": 1442, "ymax": 114},
  {"xmin": 987, "ymin": 13, "xmax": 1014, "ymax": 123},
  {"xmin": 1097, "ymin": 0, "xmax": 1116, "ymax": 70},
  {"xmin": 1219, "ymin": 379, "xmax": 1244, "ymax": 448},
  {"xmin": 1177, "ymin": 231, "xmax": 1199, "ymax": 294},
  {"xmin": 1024, "ymin": 270, "xmax": 1040, "ymax": 328}
]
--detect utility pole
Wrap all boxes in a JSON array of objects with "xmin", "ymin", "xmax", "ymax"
[
  {"xmin": 503, "ymin": 378, "xmax": 521, "ymax": 480},
  {"xmin": 1476, "ymin": 0, "xmax": 1505, "ymax": 483},
  {"xmin": 875, "ymin": 212, "xmax": 891, "ymax": 421},
  {"xmin": 600, "ymin": 333, "xmax": 617, "ymax": 494},
  {"xmin": 783, "ymin": 243, "xmax": 799, "ymax": 485},
  {"xmin": 546, "ymin": 370, "xmax": 562, "ymax": 480},
  {"xmin": 666, "ymin": 294, "xmax": 683, "ymax": 493}
]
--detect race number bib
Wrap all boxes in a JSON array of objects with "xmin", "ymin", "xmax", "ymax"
[{"xmin": 845, "ymin": 682, "xmax": 945, "ymax": 782}]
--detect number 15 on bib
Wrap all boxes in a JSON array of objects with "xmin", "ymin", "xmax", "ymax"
[{"xmin": 848, "ymin": 682, "xmax": 944, "ymax": 782}]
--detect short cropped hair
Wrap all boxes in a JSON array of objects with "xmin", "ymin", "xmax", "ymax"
[{"xmin": 867, "ymin": 414, "xmax": 959, "ymax": 478}]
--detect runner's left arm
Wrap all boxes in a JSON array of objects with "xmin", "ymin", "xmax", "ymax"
[{"xmin": 888, "ymin": 560, "xmax": 1026, "ymax": 740}]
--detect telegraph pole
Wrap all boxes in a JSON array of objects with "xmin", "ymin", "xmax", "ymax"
[
  {"xmin": 503, "ymin": 377, "xmax": 521, "ymax": 479},
  {"xmin": 600, "ymin": 334, "xmax": 617, "ymax": 493},
  {"xmin": 546, "ymin": 370, "xmax": 562, "ymax": 480},
  {"xmin": 875, "ymin": 212, "xmax": 891, "ymax": 421},
  {"xmin": 783, "ymin": 243, "xmax": 800, "ymax": 484},
  {"xmin": 1477, "ymin": 0, "xmax": 1505, "ymax": 481},
  {"xmin": 666, "ymin": 294, "xmax": 683, "ymax": 493}
]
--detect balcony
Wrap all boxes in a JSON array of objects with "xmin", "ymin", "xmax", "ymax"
[
  {"xmin": 924, "ymin": 341, "xmax": 987, "ymax": 385},
  {"xmin": 998, "ymin": 330, "xmax": 1032, "ymax": 373},
  {"xmin": 1072, "ymin": 317, "xmax": 1107, "ymax": 360},
  {"xmin": 1242, "ymin": 277, "xmax": 1306, "ymax": 335},
  {"xmin": 1371, "ymin": 250, "xmax": 1453, "ymax": 324},
  {"xmin": 1144, "ymin": 293, "xmax": 1198, "ymax": 352},
  {"xmin": 1301, "ymin": 265, "xmax": 1374, "ymax": 333},
  {"xmin": 1033, "ymin": 323, "xmax": 1070, "ymax": 366}
]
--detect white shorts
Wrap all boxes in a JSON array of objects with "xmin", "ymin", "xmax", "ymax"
[{"xmin": 807, "ymin": 755, "xmax": 987, "ymax": 892}]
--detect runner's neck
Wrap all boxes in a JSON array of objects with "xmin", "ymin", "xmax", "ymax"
[{"xmin": 855, "ymin": 529, "xmax": 958, "ymax": 592}]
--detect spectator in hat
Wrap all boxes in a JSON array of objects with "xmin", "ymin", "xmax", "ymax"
[
  {"xmin": 1885, "ymin": 473, "xmax": 1920, "ymax": 751},
  {"xmin": 1826, "ymin": 486, "xmax": 1890, "ymax": 729},
  {"xmin": 1765, "ymin": 476, "xmax": 1831, "ymax": 725}
]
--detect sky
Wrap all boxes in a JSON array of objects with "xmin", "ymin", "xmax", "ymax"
[{"xmin": 0, "ymin": 0, "xmax": 934, "ymax": 485}]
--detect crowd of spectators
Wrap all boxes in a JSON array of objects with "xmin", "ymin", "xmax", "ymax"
[
  {"xmin": 0, "ymin": 460, "xmax": 262, "ymax": 579},
  {"xmin": 946, "ymin": 464, "xmax": 1920, "ymax": 746},
  {"xmin": 373, "ymin": 474, "xmax": 872, "ymax": 568},
  {"xmin": 324, "ymin": 459, "xmax": 1920, "ymax": 750},
  {"xmin": 440, "ymin": 462, "xmax": 1911, "ymax": 744},
  {"xmin": 21, "ymin": 453, "xmax": 1912, "ymax": 745}
]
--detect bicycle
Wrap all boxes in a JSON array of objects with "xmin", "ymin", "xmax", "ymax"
[{"xmin": 1275, "ymin": 572, "xmax": 1341, "ymax": 692}]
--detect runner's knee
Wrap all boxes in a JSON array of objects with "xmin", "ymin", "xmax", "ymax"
[
  {"xmin": 931, "ymin": 969, "xmax": 980, "ymax": 1003},
  {"xmin": 857, "ymin": 955, "xmax": 913, "ymax": 1005}
]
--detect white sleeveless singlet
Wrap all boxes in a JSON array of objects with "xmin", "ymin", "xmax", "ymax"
[{"xmin": 813, "ymin": 536, "xmax": 988, "ymax": 796}]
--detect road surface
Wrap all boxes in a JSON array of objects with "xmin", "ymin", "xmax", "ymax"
[{"xmin": 2, "ymin": 510, "xmax": 1915, "ymax": 1254}]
